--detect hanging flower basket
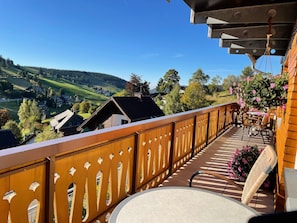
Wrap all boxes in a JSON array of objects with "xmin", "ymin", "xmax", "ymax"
[{"xmin": 230, "ymin": 72, "xmax": 288, "ymax": 110}]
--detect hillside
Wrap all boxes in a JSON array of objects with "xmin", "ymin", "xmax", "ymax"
[{"xmin": 0, "ymin": 56, "xmax": 127, "ymax": 104}]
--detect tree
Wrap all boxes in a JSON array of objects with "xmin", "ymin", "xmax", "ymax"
[
  {"xmin": 181, "ymin": 82, "xmax": 208, "ymax": 111},
  {"xmin": 0, "ymin": 80, "xmax": 13, "ymax": 92},
  {"xmin": 35, "ymin": 130, "xmax": 63, "ymax": 143},
  {"xmin": 125, "ymin": 73, "xmax": 150, "ymax": 96},
  {"xmin": 79, "ymin": 100, "xmax": 92, "ymax": 113},
  {"xmin": 2, "ymin": 120, "xmax": 22, "ymax": 143},
  {"xmin": 222, "ymin": 74, "xmax": 240, "ymax": 91},
  {"xmin": 190, "ymin": 69, "xmax": 209, "ymax": 85},
  {"xmin": 208, "ymin": 75, "xmax": 222, "ymax": 96},
  {"xmin": 164, "ymin": 84, "xmax": 182, "ymax": 115},
  {"xmin": 241, "ymin": 66, "xmax": 254, "ymax": 80},
  {"xmin": 0, "ymin": 108, "xmax": 10, "ymax": 128},
  {"xmin": 18, "ymin": 99, "xmax": 41, "ymax": 133},
  {"xmin": 157, "ymin": 69, "xmax": 180, "ymax": 94}
]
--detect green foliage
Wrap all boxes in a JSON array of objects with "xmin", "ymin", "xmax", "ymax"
[
  {"xmin": 18, "ymin": 99, "xmax": 41, "ymax": 134},
  {"xmin": 157, "ymin": 69, "xmax": 180, "ymax": 94},
  {"xmin": 0, "ymin": 80, "xmax": 13, "ymax": 91},
  {"xmin": 164, "ymin": 84, "xmax": 182, "ymax": 115},
  {"xmin": 72, "ymin": 102, "xmax": 80, "ymax": 113},
  {"xmin": 40, "ymin": 78, "xmax": 108, "ymax": 103},
  {"xmin": 241, "ymin": 66, "xmax": 254, "ymax": 79},
  {"xmin": 231, "ymin": 72, "xmax": 288, "ymax": 110},
  {"xmin": 35, "ymin": 130, "xmax": 63, "ymax": 143},
  {"xmin": 190, "ymin": 69, "xmax": 209, "ymax": 85},
  {"xmin": 181, "ymin": 82, "xmax": 208, "ymax": 111},
  {"xmin": 208, "ymin": 75, "xmax": 222, "ymax": 96},
  {"xmin": 79, "ymin": 100, "xmax": 92, "ymax": 113},
  {"xmin": 125, "ymin": 74, "xmax": 150, "ymax": 96},
  {"xmin": 2, "ymin": 120, "xmax": 22, "ymax": 143},
  {"xmin": 0, "ymin": 108, "xmax": 10, "ymax": 127},
  {"xmin": 222, "ymin": 75, "xmax": 240, "ymax": 91},
  {"xmin": 228, "ymin": 145, "xmax": 262, "ymax": 181}
]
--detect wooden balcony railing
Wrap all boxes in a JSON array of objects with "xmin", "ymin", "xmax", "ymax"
[{"xmin": 0, "ymin": 103, "xmax": 236, "ymax": 223}]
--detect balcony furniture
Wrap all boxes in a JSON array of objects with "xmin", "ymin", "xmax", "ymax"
[
  {"xmin": 189, "ymin": 144, "xmax": 277, "ymax": 205},
  {"xmin": 241, "ymin": 111, "xmax": 273, "ymax": 143},
  {"xmin": 108, "ymin": 186, "xmax": 258, "ymax": 223},
  {"xmin": 284, "ymin": 168, "xmax": 297, "ymax": 211}
]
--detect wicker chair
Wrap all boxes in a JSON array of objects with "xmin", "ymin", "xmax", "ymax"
[{"xmin": 189, "ymin": 145, "xmax": 277, "ymax": 205}]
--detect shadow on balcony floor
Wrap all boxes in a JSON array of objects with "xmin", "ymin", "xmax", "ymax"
[{"xmin": 160, "ymin": 126, "xmax": 275, "ymax": 214}]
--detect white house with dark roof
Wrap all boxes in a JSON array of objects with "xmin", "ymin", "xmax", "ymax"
[{"xmin": 77, "ymin": 96, "xmax": 165, "ymax": 131}]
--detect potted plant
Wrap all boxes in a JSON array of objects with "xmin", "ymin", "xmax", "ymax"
[{"xmin": 227, "ymin": 145, "xmax": 262, "ymax": 182}]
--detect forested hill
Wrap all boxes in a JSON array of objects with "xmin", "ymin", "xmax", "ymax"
[
  {"xmin": 26, "ymin": 66, "xmax": 127, "ymax": 89},
  {"xmin": 0, "ymin": 55, "xmax": 127, "ymax": 103}
]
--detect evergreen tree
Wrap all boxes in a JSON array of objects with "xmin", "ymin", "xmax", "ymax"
[
  {"xmin": 158, "ymin": 69, "xmax": 180, "ymax": 94},
  {"xmin": 241, "ymin": 66, "xmax": 254, "ymax": 79},
  {"xmin": 190, "ymin": 69, "xmax": 209, "ymax": 85}
]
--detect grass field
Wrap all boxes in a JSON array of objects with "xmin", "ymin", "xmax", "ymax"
[
  {"xmin": 40, "ymin": 78, "xmax": 107, "ymax": 104},
  {"xmin": 0, "ymin": 100, "xmax": 21, "ymax": 121},
  {"xmin": 206, "ymin": 91, "xmax": 236, "ymax": 105}
]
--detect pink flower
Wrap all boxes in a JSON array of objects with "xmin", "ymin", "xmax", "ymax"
[
  {"xmin": 283, "ymin": 84, "xmax": 288, "ymax": 90},
  {"xmin": 270, "ymin": 83, "xmax": 275, "ymax": 88},
  {"xmin": 252, "ymin": 90, "xmax": 256, "ymax": 95},
  {"xmin": 229, "ymin": 86, "xmax": 233, "ymax": 95},
  {"xmin": 242, "ymin": 158, "xmax": 248, "ymax": 164},
  {"xmin": 247, "ymin": 76, "xmax": 250, "ymax": 83},
  {"xmin": 255, "ymin": 97, "xmax": 261, "ymax": 102}
]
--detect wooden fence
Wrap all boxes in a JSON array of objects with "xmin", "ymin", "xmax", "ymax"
[{"xmin": 0, "ymin": 103, "xmax": 235, "ymax": 223}]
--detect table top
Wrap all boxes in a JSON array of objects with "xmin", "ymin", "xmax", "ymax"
[
  {"xmin": 247, "ymin": 111, "xmax": 265, "ymax": 116},
  {"xmin": 109, "ymin": 186, "xmax": 258, "ymax": 223}
]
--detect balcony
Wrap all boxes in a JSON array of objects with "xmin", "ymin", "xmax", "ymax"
[
  {"xmin": 2, "ymin": 1, "xmax": 297, "ymax": 222},
  {"xmin": 0, "ymin": 103, "xmax": 280, "ymax": 222}
]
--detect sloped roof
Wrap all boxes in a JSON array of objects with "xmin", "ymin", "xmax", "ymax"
[
  {"xmin": 50, "ymin": 109, "xmax": 74, "ymax": 130},
  {"xmin": 112, "ymin": 96, "xmax": 164, "ymax": 121},
  {"xmin": 78, "ymin": 96, "xmax": 164, "ymax": 131},
  {"xmin": 50, "ymin": 109, "xmax": 83, "ymax": 135},
  {"xmin": 0, "ymin": 129, "xmax": 18, "ymax": 150}
]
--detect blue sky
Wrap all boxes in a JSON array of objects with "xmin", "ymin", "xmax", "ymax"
[{"xmin": 0, "ymin": 0, "xmax": 283, "ymax": 88}]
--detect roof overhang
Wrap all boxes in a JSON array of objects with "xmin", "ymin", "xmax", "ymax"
[{"xmin": 182, "ymin": 0, "xmax": 297, "ymax": 64}]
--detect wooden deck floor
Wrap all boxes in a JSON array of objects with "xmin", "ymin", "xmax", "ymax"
[{"xmin": 160, "ymin": 125, "xmax": 276, "ymax": 214}]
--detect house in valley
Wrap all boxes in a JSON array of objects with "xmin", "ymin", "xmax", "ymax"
[
  {"xmin": 77, "ymin": 96, "xmax": 164, "ymax": 132},
  {"xmin": 50, "ymin": 109, "xmax": 84, "ymax": 136}
]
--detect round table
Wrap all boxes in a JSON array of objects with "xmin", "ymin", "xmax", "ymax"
[{"xmin": 109, "ymin": 186, "xmax": 259, "ymax": 223}]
